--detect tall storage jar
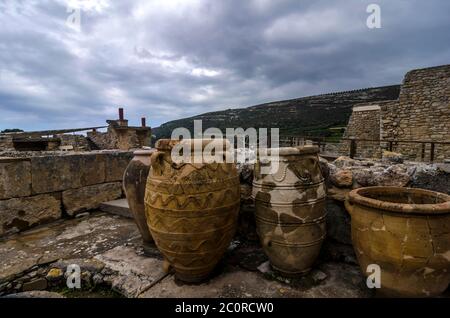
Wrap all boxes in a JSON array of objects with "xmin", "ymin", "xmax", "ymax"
[
  {"xmin": 252, "ymin": 146, "xmax": 326, "ymax": 276},
  {"xmin": 123, "ymin": 149, "xmax": 154, "ymax": 255},
  {"xmin": 145, "ymin": 139, "xmax": 240, "ymax": 282}
]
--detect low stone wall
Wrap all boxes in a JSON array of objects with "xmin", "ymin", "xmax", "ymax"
[{"xmin": 0, "ymin": 151, "xmax": 133, "ymax": 237}]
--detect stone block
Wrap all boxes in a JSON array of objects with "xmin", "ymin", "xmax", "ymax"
[
  {"xmin": 79, "ymin": 153, "xmax": 106, "ymax": 186},
  {"xmin": 31, "ymin": 154, "xmax": 109, "ymax": 194},
  {"xmin": 100, "ymin": 199, "xmax": 132, "ymax": 218},
  {"xmin": 0, "ymin": 158, "xmax": 31, "ymax": 200},
  {"xmin": 373, "ymin": 165, "xmax": 410, "ymax": 187},
  {"xmin": 104, "ymin": 152, "xmax": 133, "ymax": 182},
  {"xmin": 352, "ymin": 168, "xmax": 376, "ymax": 187},
  {"xmin": 31, "ymin": 155, "xmax": 82, "ymax": 194},
  {"xmin": 330, "ymin": 169, "xmax": 353, "ymax": 188},
  {"xmin": 0, "ymin": 193, "xmax": 62, "ymax": 237},
  {"xmin": 62, "ymin": 182, "xmax": 123, "ymax": 216},
  {"xmin": 94, "ymin": 246, "xmax": 165, "ymax": 298},
  {"xmin": 333, "ymin": 156, "xmax": 356, "ymax": 169}
]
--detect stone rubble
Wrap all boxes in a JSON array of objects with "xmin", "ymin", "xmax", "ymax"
[{"xmin": 327, "ymin": 156, "xmax": 449, "ymax": 194}]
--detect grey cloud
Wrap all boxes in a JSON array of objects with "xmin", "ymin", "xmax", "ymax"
[{"xmin": 0, "ymin": 0, "xmax": 449, "ymax": 131}]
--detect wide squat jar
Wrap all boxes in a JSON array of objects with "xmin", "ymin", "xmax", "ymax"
[{"xmin": 346, "ymin": 186, "xmax": 450, "ymax": 297}]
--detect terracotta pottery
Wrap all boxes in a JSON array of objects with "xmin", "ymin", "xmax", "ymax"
[
  {"xmin": 123, "ymin": 149, "xmax": 155, "ymax": 254},
  {"xmin": 252, "ymin": 146, "xmax": 327, "ymax": 276},
  {"xmin": 345, "ymin": 186, "xmax": 450, "ymax": 297},
  {"xmin": 145, "ymin": 139, "xmax": 240, "ymax": 283}
]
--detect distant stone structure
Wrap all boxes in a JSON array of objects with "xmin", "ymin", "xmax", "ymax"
[
  {"xmin": 0, "ymin": 108, "xmax": 151, "ymax": 152},
  {"xmin": 0, "ymin": 135, "xmax": 14, "ymax": 150},
  {"xmin": 57, "ymin": 134, "xmax": 91, "ymax": 151},
  {"xmin": 343, "ymin": 64, "xmax": 450, "ymax": 161},
  {"xmin": 88, "ymin": 108, "xmax": 151, "ymax": 150},
  {"xmin": 0, "ymin": 127, "xmax": 106, "ymax": 152}
]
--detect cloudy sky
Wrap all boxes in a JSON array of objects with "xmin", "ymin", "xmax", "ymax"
[{"xmin": 1, "ymin": 0, "xmax": 449, "ymax": 131}]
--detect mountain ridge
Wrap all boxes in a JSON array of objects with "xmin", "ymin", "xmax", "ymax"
[{"xmin": 153, "ymin": 84, "xmax": 401, "ymax": 140}]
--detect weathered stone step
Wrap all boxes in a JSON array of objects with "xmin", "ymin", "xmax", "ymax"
[{"xmin": 99, "ymin": 199, "xmax": 132, "ymax": 218}]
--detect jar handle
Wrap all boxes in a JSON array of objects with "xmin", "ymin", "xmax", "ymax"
[
  {"xmin": 262, "ymin": 236, "xmax": 273, "ymax": 248},
  {"xmin": 150, "ymin": 151, "xmax": 164, "ymax": 169},
  {"xmin": 344, "ymin": 200, "xmax": 354, "ymax": 215}
]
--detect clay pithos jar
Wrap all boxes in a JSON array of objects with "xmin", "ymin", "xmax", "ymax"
[
  {"xmin": 145, "ymin": 139, "xmax": 240, "ymax": 283},
  {"xmin": 345, "ymin": 187, "xmax": 450, "ymax": 297},
  {"xmin": 252, "ymin": 146, "xmax": 327, "ymax": 276},
  {"xmin": 123, "ymin": 149, "xmax": 155, "ymax": 255}
]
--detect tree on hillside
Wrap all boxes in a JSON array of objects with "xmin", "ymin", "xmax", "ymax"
[{"xmin": 1, "ymin": 129, "xmax": 24, "ymax": 133}]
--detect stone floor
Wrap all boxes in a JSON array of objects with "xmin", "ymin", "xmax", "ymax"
[{"xmin": 0, "ymin": 211, "xmax": 432, "ymax": 298}]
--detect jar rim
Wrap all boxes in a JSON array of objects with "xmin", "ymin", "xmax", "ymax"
[{"xmin": 347, "ymin": 186, "xmax": 450, "ymax": 215}]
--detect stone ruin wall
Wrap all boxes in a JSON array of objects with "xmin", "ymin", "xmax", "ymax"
[
  {"xmin": 87, "ymin": 128, "xmax": 119, "ymax": 150},
  {"xmin": 0, "ymin": 151, "xmax": 132, "ymax": 237},
  {"xmin": 58, "ymin": 134, "xmax": 91, "ymax": 151},
  {"xmin": 87, "ymin": 126, "xmax": 151, "ymax": 151},
  {"xmin": 341, "ymin": 105, "xmax": 383, "ymax": 159},
  {"xmin": 343, "ymin": 64, "xmax": 450, "ymax": 162},
  {"xmin": 0, "ymin": 135, "xmax": 14, "ymax": 151},
  {"xmin": 382, "ymin": 65, "xmax": 450, "ymax": 161}
]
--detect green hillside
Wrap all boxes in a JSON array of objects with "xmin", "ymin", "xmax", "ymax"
[{"xmin": 153, "ymin": 85, "xmax": 401, "ymax": 140}]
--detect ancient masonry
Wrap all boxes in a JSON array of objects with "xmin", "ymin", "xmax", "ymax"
[
  {"xmin": 0, "ymin": 151, "xmax": 132, "ymax": 237},
  {"xmin": 0, "ymin": 109, "xmax": 149, "ymax": 238},
  {"xmin": 343, "ymin": 64, "xmax": 450, "ymax": 161},
  {"xmin": 88, "ymin": 109, "xmax": 152, "ymax": 151},
  {"xmin": 0, "ymin": 108, "xmax": 151, "ymax": 152}
]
